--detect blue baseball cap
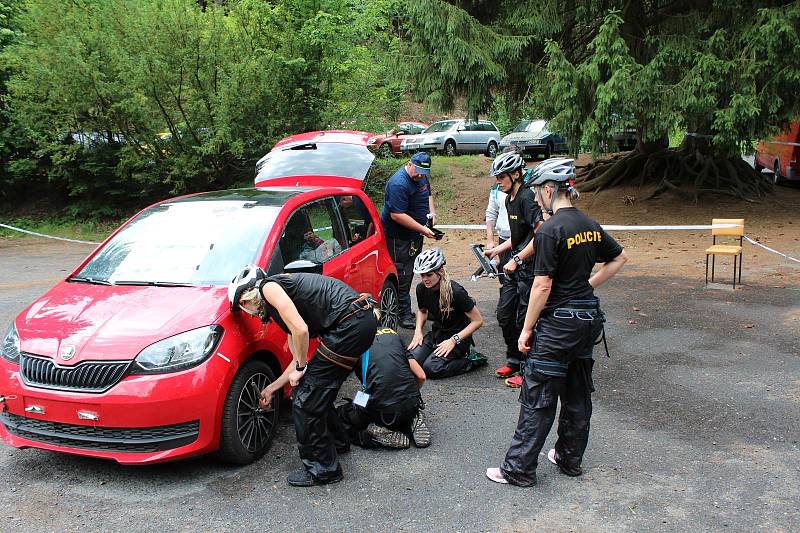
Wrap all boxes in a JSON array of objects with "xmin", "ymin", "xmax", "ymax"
[{"xmin": 411, "ymin": 152, "xmax": 432, "ymax": 176}]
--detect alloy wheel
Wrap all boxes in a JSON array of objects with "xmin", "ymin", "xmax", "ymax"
[
  {"xmin": 380, "ymin": 282, "xmax": 399, "ymax": 330},
  {"xmin": 236, "ymin": 372, "xmax": 276, "ymax": 453}
]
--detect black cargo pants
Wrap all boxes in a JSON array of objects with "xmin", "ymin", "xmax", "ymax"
[{"xmin": 386, "ymin": 235, "xmax": 423, "ymax": 321}]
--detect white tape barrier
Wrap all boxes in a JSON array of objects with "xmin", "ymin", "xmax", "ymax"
[
  {"xmin": 744, "ymin": 236, "xmax": 800, "ymax": 264},
  {"xmin": 0, "ymin": 223, "xmax": 100, "ymax": 245}
]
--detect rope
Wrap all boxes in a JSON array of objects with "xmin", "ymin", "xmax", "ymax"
[{"xmin": 744, "ymin": 236, "xmax": 800, "ymax": 264}]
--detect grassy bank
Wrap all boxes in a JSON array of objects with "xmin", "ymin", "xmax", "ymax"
[{"xmin": 0, "ymin": 216, "xmax": 123, "ymax": 243}]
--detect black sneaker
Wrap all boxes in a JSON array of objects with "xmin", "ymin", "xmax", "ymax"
[
  {"xmin": 287, "ymin": 468, "xmax": 344, "ymax": 487},
  {"xmin": 410, "ymin": 412, "xmax": 431, "ymax": 448},
  {"xmin": 399, "ymin": 316, "xmax": 416, "ymax": 329}
]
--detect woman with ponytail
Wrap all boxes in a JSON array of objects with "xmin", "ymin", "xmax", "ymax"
[{"xmin": 407, "ymin": 248, "xmax": 486, "ymax": 379}]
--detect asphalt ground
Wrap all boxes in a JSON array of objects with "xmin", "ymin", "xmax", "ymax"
[{"xmin": 0, "ymin": 239, "xmax": 798, "ymax": 532}]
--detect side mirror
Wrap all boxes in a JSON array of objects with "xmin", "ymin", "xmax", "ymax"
[
  {"xmin": 397, "ymin": 131, "xmax": 406, "ymax": 136},
  {"xmin": 284, "ymin": 260, "xmax": 323, "ymax": 274}
]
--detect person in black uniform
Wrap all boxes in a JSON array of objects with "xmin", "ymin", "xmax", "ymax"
[
  {"xmin": 229, "ymin": 266, "xmax": 377, "ymax": 487},
  {"xmin": 333, "ymin": 327, "xmax": 431, "ymax": 450},
  {"xmin": 483, "ymin": 152, "xmax": 544, "ymax": 388},
  {"xmin": 486, "ymin": 160, "xmax": 628, "ymax": 487},
  {"xmin": 408, "ymin": 248, "xmax": 486, "ymax": 379}
]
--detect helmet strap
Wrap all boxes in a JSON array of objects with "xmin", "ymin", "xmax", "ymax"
[{"xmin": 543, "ymin": 183, "xmax": 557, "ymax": 216}]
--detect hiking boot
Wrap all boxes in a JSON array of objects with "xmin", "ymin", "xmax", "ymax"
[
  {"xmin": 467, "ymin": 351, "xmax": 488, "ymax": 369},
  {"xmin": 367, "ymin": 424, "xmax": 410, "ymax": 449},
  {"xmin": 504, "ymin": 374, "xmax": 523, "ymax": 388},
  {"xmin": 287, "ymin": 468, "xmax": 343, "ymax": 487},
  {"xmin": 495, "ymin": 365, "xmax": 519, "ymax": 378},
  {"xmin": 410, "ymin": 412, "xmax": 431, "ymax": 448}
]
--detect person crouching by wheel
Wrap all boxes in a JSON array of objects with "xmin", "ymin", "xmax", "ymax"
[
  {"xmin": 332, "ymin": 327, "xmax": 431, "ymax": 451},
  {"xmin": 228, "ymin": 266, "xmax": 377, "ymax": 487},
  {"xmin": 486, "ymin": 160, "xmax": 628, "ymax": 487},
  {"xmin": 408, "ymin": 248, "xmax": 487, "ymax": 378}
]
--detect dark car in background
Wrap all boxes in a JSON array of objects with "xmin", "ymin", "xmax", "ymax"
[
  {"xmin": 499, "ymin": 119, "xmax": 568, "ymax": 158},
  {"xmin": 367, "ymin": 122, "xmax": 428, "ymax": 157}
]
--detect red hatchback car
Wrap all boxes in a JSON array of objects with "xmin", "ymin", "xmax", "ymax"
[
  {"xmin": 0, "ymin": 133, "xmax": 399, "ymax": 465},
  {"xmin": 366, "ymin": 122, "xmax": 428, "ymax": 158}
]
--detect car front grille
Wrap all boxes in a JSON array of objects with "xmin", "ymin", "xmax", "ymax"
[
  {"xmin": 20, "ymin": 353, "xmax": 131, "ymax": 393},
  {"xmin": 0, "ymin": 412, "xmax": 199, "ymax": 453}
]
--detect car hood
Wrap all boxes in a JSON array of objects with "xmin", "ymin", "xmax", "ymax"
[
  {"xmin": 17, "ymin": 282, "xmax": 229, "ymax": 364},
  {"xmin": 501, "ymin": 132, "xmax": 546, "ymax": 142}
]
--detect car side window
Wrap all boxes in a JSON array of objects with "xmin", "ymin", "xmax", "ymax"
[
  {"xmin": 337, "ymin": 194, "xmax": 375, "ymax": 245},
  {"xmin": 275, "ymin": 199, "xmax": 345, "ymax": 268}
]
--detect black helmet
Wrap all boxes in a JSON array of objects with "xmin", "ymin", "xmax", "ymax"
[
  {"xmin": 228, "ymin": 264, "xmax": 267, "ymax": 311},
  {"xmin": 413, "ymin": 247, "xmax": 446, "ymax": 274},
  {"xmin": 489, "ymin": 152, "xmax": 525, "ymax": 177}
]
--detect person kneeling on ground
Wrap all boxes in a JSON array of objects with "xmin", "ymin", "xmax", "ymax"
[
  {"xmin": 408, "ymin": 248, "xmax": 487, "ymax": 378},
  {"xmin": 333, "ymin": 327, "xmax": 431, "ymax": 450}
]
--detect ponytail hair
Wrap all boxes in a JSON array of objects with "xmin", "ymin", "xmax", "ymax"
[{"xmin": 438, "ymin": 266, "xmax": 454, "ymax": 318}]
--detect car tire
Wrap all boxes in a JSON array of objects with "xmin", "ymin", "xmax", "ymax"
[
  {"xmin": 753, "ymin": 155, "xmax": 763, "ymax": 172},
  {"xmin": 444, "ymin": 140, "xmax": 457, "ymax": 156},
  {"xmin": 378, "ymin": 143, "xmax": 393, "ymax": 158},
  {"xmin": 379, "ymin": 278, "xmax": 399, "ymax": 331},
  {"xmin": 773, "ymin": 159, "xmax": 784, "ymax": 185},
  {"xmin": 486, "ymin": 141, "xmax": 498, "ymax": 158},
  {"xmin": 218, "ymin": 359, "xmax": 280, "ymax": 465}
]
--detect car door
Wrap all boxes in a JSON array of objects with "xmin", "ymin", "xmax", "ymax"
[
  {"xmin": 334, "ymin": 193, "xmax": 378, "ymax": 294},
  {"xmin": 268, "ymin": 197, "xmax": 350, "ymax": 283},
  {"xmin": 391, "ymin": 123, "xmax": 411, "ymax": 154}
]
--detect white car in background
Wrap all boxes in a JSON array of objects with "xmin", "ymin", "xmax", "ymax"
[{"xmin": 400, "ymin": 119, "xmax": 500, "ymax": 157}]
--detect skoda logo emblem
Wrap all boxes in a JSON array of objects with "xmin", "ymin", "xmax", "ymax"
[{"xmin": 60, "ymin": 346, "xmax": 76, "ymax": 361}]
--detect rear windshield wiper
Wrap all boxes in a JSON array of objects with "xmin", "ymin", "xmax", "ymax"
[
  {"xmin": 113, "ymin": 280, "xmax": 195, "ymax": 287},
  {"xmin": 68, "ymin": 276, "xmax": 112, "ymax": 285}
]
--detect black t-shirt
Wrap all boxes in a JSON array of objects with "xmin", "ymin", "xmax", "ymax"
[
  {"xmin": 263, "ymin": 273, "xmax": 358, "ymax": 337},
  {"xmin": 506, "ymin": 186, "xmax": 544, "ymax": 275},
  {"xmin": 355, "ymin": 328, "xmax": 420, "ymax": 410},
  {"xmin": 533, "ymin": 207, "xmax": 623, "ymax": 311},
  {"xmin": 416, "ymin": 280, "xmax": 476, "ymax": 344}
]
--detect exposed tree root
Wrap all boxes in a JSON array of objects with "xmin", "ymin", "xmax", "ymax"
[{"xmin": 575, "ymin": 139, "xmax": 772, "ymax": 202}]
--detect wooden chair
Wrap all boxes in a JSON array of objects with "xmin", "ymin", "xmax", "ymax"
[{"xmin": 705, "ymin": 218, "xmax": 745, "ymax": 288}]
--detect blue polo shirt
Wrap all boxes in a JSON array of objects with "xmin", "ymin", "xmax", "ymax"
[{"xmin": 380, "ymin": 166, "xmax": 431, "ymax": 240}]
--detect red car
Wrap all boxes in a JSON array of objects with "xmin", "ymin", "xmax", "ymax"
[
  {"xmin": 366, "ymin": 122, "xmax": 428, "ymax": 158},
  {"xmin": 755, "ymin": 121, "xmax": 800, "ymax": 185},
  {"xmin": 0, "ymin": 133, "xmax": 399, "ymax": 465}
]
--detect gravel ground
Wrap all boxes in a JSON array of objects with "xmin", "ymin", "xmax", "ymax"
[{"xmin": 0, "ymin": 238, "xmax": 798, "ymax": 532}]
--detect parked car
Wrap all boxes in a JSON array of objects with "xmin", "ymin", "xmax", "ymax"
[
  {"xmin": 400, "ymin": 119, "xmax": 500, "ymax": 157},
  {"xmin": 612, "ymin": 128, "xmax": 638, "ymax": 151},
  {"xmin": 366, "ymin": 122, "xmax": 428, "ymax": 158},
  {"xmin": 0, "ymin": 132, "xmax": 399, "ymax": 466},
  {"xmin": 498, "ymin": 119, "xmax": 568, "ymax": 158},
  {"xmin": 754, "ymin": 121, "xmax": 800, "ymax": 185}
]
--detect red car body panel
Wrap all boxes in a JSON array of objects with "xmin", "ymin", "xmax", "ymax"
[
  {"xmin": 367, "ymin": 123, "xmax": 428, "ymax": 156},
  {"xmin": 0, "ymin": 179, "xmax": 396, "ymax": 464},
  {"xmin": 755, "ymin": 121, "xmax": 800, "ymax": 181}
]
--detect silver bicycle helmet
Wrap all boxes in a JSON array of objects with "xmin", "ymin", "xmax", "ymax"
[
  {"xmin": 530, "ymin": 158, "xmax": 575, "ymax": 185},
  {"xmin": 489, "ymin": 152, "xmax": 525, "ymax": 177},
  {"xmin": 413, "ymin": 247, "xmax": 446, "ymax": 274},
  {"xmin": 228, "ymin": 264, "xmax": 267, "ymax": 311}
]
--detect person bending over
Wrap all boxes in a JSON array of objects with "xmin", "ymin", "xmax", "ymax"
[
  {"xmin": 333, "ymin": 327, "xmax": 431, "ymax": 450},
  {"xmin": 229, "ymin": 266, "xmax": 376, "ymax": 487},
  {"xmin": 408, "ymin": 248, "xmax": 486, "ymax": 378}
]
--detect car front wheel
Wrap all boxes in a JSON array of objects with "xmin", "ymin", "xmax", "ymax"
[
  {"xmin": 218, "ymin": 359, "xmax": 280, "ymax": 465},
  {"xmin": 444, "ymin": 140, "xmax": 457, "ymax": 156},
  {"xmin": 486, "ymin": 141, "xmax": 498, "ymax": 158},
  {"xmin": 379, "ymin": 279, "xmax": 399, "ymax": 330}
]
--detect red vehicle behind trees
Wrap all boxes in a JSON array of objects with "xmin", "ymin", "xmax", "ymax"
[
  {"xmin": 366, "ymin": 122, "xmax": 428, "ymax": 157},
  {"xmin": 755, "ymin": 121, "xmax": 800, "ymax": 185}
]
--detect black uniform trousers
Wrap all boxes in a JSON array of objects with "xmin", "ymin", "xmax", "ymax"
[
  {"xmin": 332, "ymin": 394, "xmax": 422, "ymax": 448},
  {"xmin": 410, "ymin": 332, "xmax": 472, "ymax": 379},
  {"xmin": 501, "ymin": 302, "xmax": 603, "ymax": 486},
  {"xmin": 496, "ymin": 264, "xmax": 533, "ymax": 370},
  {"xmin": 386, "ymin": 235, "xmax": 422, "ymax": 322},
  {"xmin": 292, "ymin": 310, "xmax": 377, "ymax": 482}
]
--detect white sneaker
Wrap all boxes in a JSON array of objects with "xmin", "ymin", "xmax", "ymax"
[
  {"xmin": 485, "ymin": 467, "xmax": 508, "ymax": 484},
  {"xmin": 547, "ymin": 448, "xmax": 558, "ymax": 465}
]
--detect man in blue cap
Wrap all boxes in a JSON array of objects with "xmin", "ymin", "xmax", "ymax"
[{"xmin": 381, "ymin": 152, "xmax": 438, "ymax": 329}]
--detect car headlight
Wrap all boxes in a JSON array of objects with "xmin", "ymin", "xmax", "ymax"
[
  {"xmin": 131, "ymin": 325, "xmax": 222, "ymax": 374},
  {"xmin": 2, "ymin": 323, "xmax": 20, "ymax": 363},
  {"xmin": 532, "ymin": 138, "xmax": 543, "ymax": 143}
]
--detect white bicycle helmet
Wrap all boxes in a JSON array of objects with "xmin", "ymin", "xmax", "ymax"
[
  {"xmin": 414, "ymin": 247, "xmax": 446, "ymax": 274},
  {"xmin": 530, "ymin": 158, "xmax": 575, "ymax": 185},
  {"xmin": 489, "ymin": 152, "xmax": 525, "ymax": 177},
  {"xmin": 228, "ymin": 264, "xmax": 267, "ymax": 311}
]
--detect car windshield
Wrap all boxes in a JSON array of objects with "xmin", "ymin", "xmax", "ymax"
[
  {"xmin": 423, "ymin": 121, "xmax": 457, "ymax": 133},
  {"xmin": 256, "ymin": 142, "xmax": 374, "ymax": 181},
  {"xmin": 74, "ymin": 191, "xmax": 287, "ymax": 286},
  {"xmin": 513, "ymin": 120, "xmax": 548, "ymax": 135}
]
